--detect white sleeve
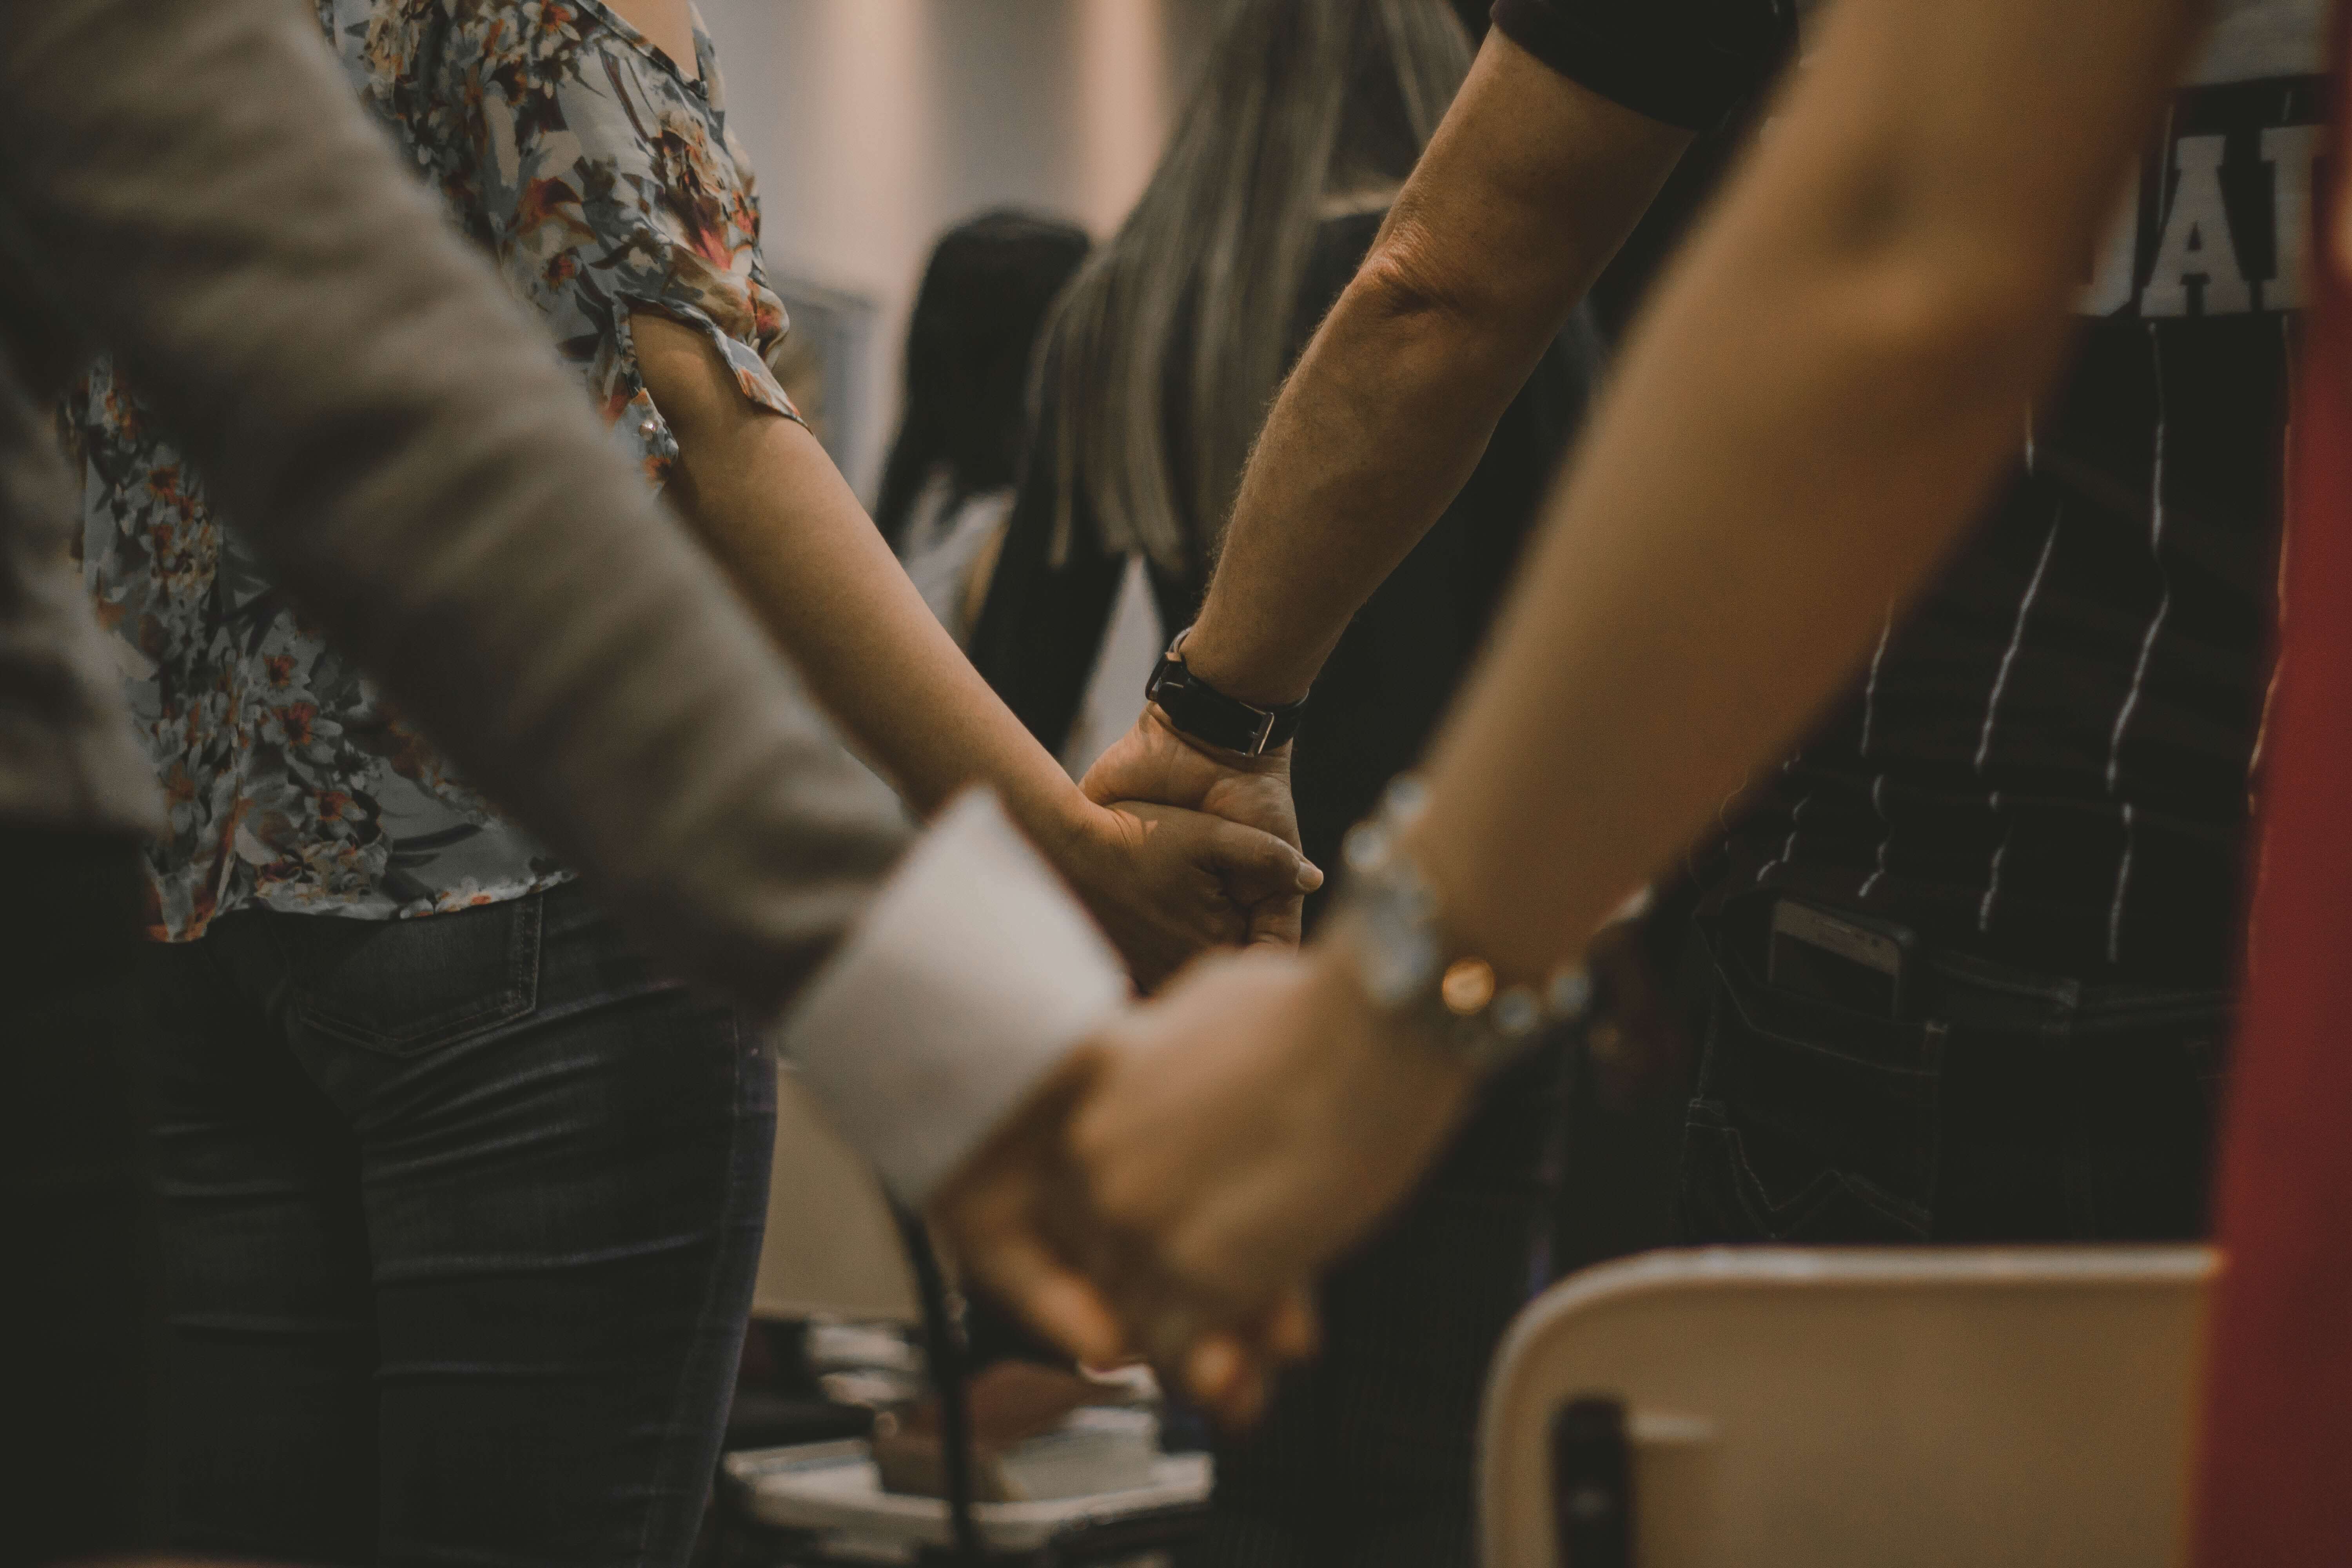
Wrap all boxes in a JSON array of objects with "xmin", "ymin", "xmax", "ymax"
[{"xmin": 771, "ymin": 788, "xmax": 1130, "ymax": 1206}]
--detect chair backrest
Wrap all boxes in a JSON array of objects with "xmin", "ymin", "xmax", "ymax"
[
  {"xmin": 1479, "ymin": 1246, "xmax": 2214, "ymax": 1568},
  {"xmin": 752, "ymin": 1062, "xmax": 918, "ymax": 1324}
]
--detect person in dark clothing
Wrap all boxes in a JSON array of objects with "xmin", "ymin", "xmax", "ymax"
[
  {"xmin": 1071, "ymin": 0, "xmax": 2310, "ymax": 1307},
  {"xmin": 875, "ymin": 211, "xmax": 1093, "ymax": 559},
  {"xmin": 1486, "ymin": 0, "xmax": 2311, "ymax": 1248},
  {"xmin": 875, "ymin": 211, "xmax": 1092, "ymax": 648},
  {"xmin": 975, "ymin": 214, "xmax": 1593, "ymax": 891},
  {"xmin": 969, "ymin": 4, "xmax": 1598, "ymax": 1563}
]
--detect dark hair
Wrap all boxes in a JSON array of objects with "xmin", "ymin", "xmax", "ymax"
[
  {"xmin": 874, "ymin": 209, "xmax": 1092, "ymax": 553},
  {"xmin": 1446, "ymin": 0, "xmax": 1492, "ymax": 42},
  {"xmin": 1037, "ymin": 0, "xmax": 1472, "ymax": 579}
]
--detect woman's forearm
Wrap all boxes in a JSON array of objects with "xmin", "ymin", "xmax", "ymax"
[
  {"xmin": 634, "ymin": 314, "xmax": 1088, "ymax": 848},
  {"xmin": 1392, "ymin": 0, "xmax": 2209, "ymax": 984}
]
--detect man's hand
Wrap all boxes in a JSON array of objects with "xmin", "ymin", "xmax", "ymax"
[
  {"xmin": 1057, "ymin": 946, "xmax": 1479, "ymax": 1418},
  {"xmin": 929, "ymin": 1038, "xmax": 1317, "ymax": 1428},
  {"xmin": 1079, "ymin": 706, "xmax": 1315, "ymax": 947}
]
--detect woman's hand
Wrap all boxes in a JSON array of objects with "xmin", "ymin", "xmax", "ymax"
[
  {"xmin": 1050, "ymin": 946, "xmax": 1476, "ymax": 1422},
  {"xmin": 1078, "ymin": 706, "xmax": 1312, "ymax": 947},
  {"xmin": 1036, "ymin": 797, "xmax": 1322, "ymax": 991}
]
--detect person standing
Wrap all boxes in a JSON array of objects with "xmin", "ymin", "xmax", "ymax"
[
  {"xmin": 43, "ymin": 1, "xmax": 1308, "ymax": 1563},
  {"xmin": 1067, "ymin": 0, "xmax": 2315, "ymax": 1303},
  {"xmin": 969, "ymin": 4, "xmax": 1595, "ymax": 1561},
  {"xmin": 936, "ymin": 0, "xmax": 2305, "ymax": 1422},
  {"xmin": 877, "ymin": 209, "xmax": 1093, "ymax": 648}
]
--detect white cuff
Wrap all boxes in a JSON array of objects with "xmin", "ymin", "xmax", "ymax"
[{"xmin": 772, "ymin": 788, "xmax": 1129, "ymax": 1207}]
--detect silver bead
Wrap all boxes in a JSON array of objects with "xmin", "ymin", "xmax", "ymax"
[
  {"xmin": 1547, "ymin": 967, "xmax": 1594, "ymax": 1020},
  {"xmin": 1494, "ymin": 985, "xmax": 1542, "ymax": 1037}
]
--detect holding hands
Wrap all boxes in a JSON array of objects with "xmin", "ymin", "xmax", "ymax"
[
  {"xmin": 1080, "ymin": 704, "xmax": 1312, "ymax": 949},
  {"xmin": 935, "ymin": 945, "xmax": 1479, "ymax": 1425},
  {"xmin": 1042, "ymin": 792, "xmax": 1319, "ymax": 990}
]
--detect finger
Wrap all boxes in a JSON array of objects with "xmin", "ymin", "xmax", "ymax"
[
  {"xmin": 967, "ymin": 1223, "xmax": 1134, "ymax": 1368},
  {"xmin": 1265, "ymin": 1288, "xmax": 1321, "ymax": 1362},
  {"xmin": 1196, "ymin": 818, "xmax": 1322, "ymax": 907},
  {"xmin": 1245, "ymin": 893, "xmax": 1304, "ymax": 950},
  {"xmin": 1186, "ymin": 1335, "xmax": 1275, "ymax": 1430},
  {"xmin": 1185, "ymin": 1334, "xmax": 1247, "ymax": 1409}
]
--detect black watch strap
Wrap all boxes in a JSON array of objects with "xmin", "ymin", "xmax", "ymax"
[{"xmin": 1144, "ymin": 631, "xmax": 1307, "ymax": 757}]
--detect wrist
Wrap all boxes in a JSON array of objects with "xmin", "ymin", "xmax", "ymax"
[
  {"xmin": 1000, "ymin": 779, "xmax": 1112, "ymax": 886},
  {"xmin": 1299, "ymin": 940, "xmax": 1481, "ymax": 1115},
  {"xmin": 1147, "ymin": 627, "xmax": 1308, "ymax": 757},
  {"xmin": 1176, "ymin": 619, "xmax": 1314, "ymax": 712},
  {"xmin": 1139, "ymin": 700, "xmax": 1293, "ymax": 776},
  {"xmin": 1323, "ymin": 775, "xmax": 1592, "ymax": 1078}
]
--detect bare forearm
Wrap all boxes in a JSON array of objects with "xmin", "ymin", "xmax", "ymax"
[
  {"xmin": 658, "ymin": 378, "xmax": 1084, "ymax": 840},
  {"xmin": 1394, "ymin": 0, "xmax": 2209, "ymax": 984},
  {"xmin": 1184, "ymin": 34, "xmax": 1690, "ymax": 707},
  {"xmin": 1181, "ymin": 260, "xmax": 1553, "ymax": 706}
]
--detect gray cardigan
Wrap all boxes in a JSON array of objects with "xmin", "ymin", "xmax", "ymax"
[
  {"xmin": 0, "ymin": 0, "xmax": 909, "ymax": 1018},
  {"xmin": 0, "ymin": 0, "xmax": 1124, "ymax": 1202}
]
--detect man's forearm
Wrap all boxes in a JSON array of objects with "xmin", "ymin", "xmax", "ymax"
[
  {"xmin": 1183, "ymin": 34, "xmax": 1690, "ymax": 708},
  {"xmin": 1180, "ymin": 256, "xmax": 1551, "ymax": 708}
]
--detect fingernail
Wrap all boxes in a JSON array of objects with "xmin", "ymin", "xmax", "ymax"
[{"xmin": 1296, "ymin": 860, "xmax": 1324, "ymax": 893}]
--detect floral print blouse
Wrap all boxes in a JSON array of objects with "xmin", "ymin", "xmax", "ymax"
[{"xmin": 64, "ymin": 0, "xmax": 804, "ymax": 940}]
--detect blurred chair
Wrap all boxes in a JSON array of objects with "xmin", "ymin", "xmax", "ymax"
[
  {"xmin": 1479, "ymin": 1246, "xmax": 2214, "ymax": 1568},
  {"xmin": 755, "ymin": 1060, "xmax": 919, "ymax": 1325}
]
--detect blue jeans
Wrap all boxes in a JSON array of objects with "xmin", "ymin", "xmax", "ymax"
[
  {"xmin": 1675, "ymin": 898, "xmax": 2230, "ymax": 1244},
  {"xmin": 136, "ymin": 881, "xmax": 773, "ymax": 1567}
]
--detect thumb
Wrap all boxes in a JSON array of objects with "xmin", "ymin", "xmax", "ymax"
[{"xmin": 1194, "ymin": 817, "xmax": 1323, "ymax": 907}]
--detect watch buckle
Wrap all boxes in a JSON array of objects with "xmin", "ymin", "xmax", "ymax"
[{"xmin": 1243, "ymin": 710, "xmax": 1277, "ymax": 757}]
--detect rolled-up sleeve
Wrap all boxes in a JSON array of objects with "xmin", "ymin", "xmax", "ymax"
[
  {"xmin": 1489, "ymin": 0, "xmax": 1795, "ymax": 131},
  {"xmin": 453, "ymin": 24, "xmax": 808, "ymax": 477},
  {"xmin": 777, "ymin": 789, "xmax": 1128, "ymax": 1206}
]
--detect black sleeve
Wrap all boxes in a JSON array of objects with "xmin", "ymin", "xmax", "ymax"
[{"xmin": 1488, "ymin": 0, "xmax": 1795, "ymax": 131}]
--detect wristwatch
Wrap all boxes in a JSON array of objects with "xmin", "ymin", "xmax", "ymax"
[
  {"xmin": 1144, "ymin": 628, "xmax": 1307, "ymax": 757},
  {"xmin": 1327, "ymin": 776, "xmax": 1592, "ymax": 1076}
]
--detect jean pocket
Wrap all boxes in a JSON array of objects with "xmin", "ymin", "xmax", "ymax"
[
  {"xmin": 276, "ymin": 896, "xmax": 543, "ymax": 1057},
  {"xmin": 1674, "ymin": 935, "xmax": 1944, "ymax": 1243}
]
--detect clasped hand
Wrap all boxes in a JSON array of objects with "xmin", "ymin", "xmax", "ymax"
[
  {"xmin": 934, "ymin": 945, "xmax": 1478, "ymax": 1426},
  {"xmin": 936, "ymin": 708, "xmax": 1475, "ymax": 1426}
]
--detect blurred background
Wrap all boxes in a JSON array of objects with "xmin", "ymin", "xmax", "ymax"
[{"xmin": 697, "ymin": 1, "xmax": 1218, "ymax": 498}]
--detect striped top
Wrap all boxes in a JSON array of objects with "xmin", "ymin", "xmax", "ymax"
[{"xmin": 1715, "ymin": 0, "xmax": 2325, "ymax": 981}]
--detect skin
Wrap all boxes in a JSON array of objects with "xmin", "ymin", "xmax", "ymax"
[
  {"xmin": 632, "ymin": 311, "xmax": 1318, "ymax": 988},
  {"xmin": 1054, "ymin": 0, "xmax": 2215, "ymax": 1420},
  {"xmin": 1077, "ymin": 34, "xmax": 1690, "ymax": 942},
  {"xmin": 604, "ymin": 0, "xmax": 699, "ymax": 80},
  {"xmin": 597, "ymin": 5, "xmax": 1327, "ymax": 984}
]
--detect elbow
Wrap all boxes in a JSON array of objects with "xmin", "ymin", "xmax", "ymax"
[
  {"xmin": 1347, "ymin": 217, "xmax": 1521, "ymax": 357},
  {"xmin": 1853, "ymin": 251, "xmax": 2054, "ymax": 384},
  {"xmin": 1804, "ymin": 161, "xmax": 2077, "ymax": 404},
  {"xmin": 1776, "ymin": 230, "xmax": 2072, "ymax": 433}
]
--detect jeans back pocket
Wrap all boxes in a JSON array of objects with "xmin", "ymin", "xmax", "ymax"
[
  {"xmin": 273, "ymin": 896, "xmax": 543, "ymax": 1057},
  {"xmin": 1676, "ymin": 927, "xmax": 1944, "ymax": 1244}
]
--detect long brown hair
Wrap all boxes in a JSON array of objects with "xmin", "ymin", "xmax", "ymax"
[{"xmin": 1039, "ymin": 0, "xmax": 1473, "ymax": 579}]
